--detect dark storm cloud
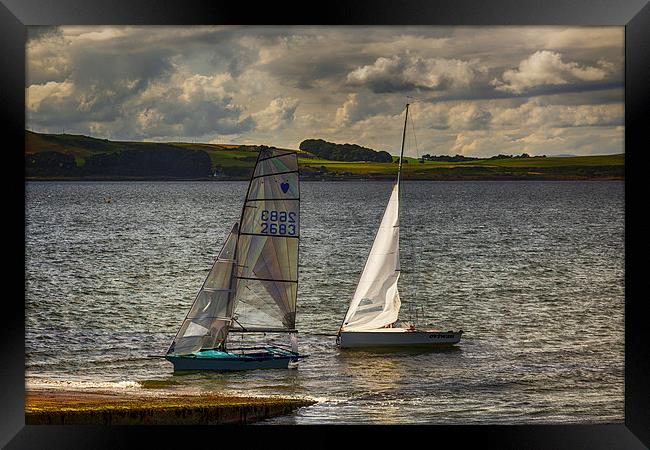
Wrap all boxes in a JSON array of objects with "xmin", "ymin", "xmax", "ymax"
[
  {"xmin": 72, "ymin": 51, "xmax": 172, "ymax": 88},
  {"xmin": 26, "ymin": 26, "xmax": 62, "ymax": 42},
  {"xmin": 27, "ymin": 26, "xmax": 256, "ymax": 139},
  {"xmin": 25, "ymin": 26, "xmax": 624, "ymax": 155},
  {"xmin": 262, "ymin": 55, "xmax": 352, "ymax": 90}
]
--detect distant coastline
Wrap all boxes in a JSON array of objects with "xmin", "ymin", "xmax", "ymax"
[
  {"xmin": 25, "ymin": 130, "xmax": 624, "ymax": 181},
  {"xmin": 25, "ymin": 175, "xmax": 625, "ymax": 182}
]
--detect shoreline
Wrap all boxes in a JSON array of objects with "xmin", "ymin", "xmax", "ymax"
[
  {"xmin": 25, "ymin": 176, "xmax": 624, "ymax": 182},
  {"xmin": 25, "ymin": 388, "xmax": 315, "ymax": 425}
]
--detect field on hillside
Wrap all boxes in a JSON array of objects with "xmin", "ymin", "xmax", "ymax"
[
  {"xmin": 299, "ymin": 154, "xmax": 624, "ymax": 180},
  {"xmin": 25, "ymin": 131, "xmax": 624, "ymax": 180}
]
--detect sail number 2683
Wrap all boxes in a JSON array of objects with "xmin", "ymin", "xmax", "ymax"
[{"xmin": 260, "ymin": 210, "xmax": 296, "ymax": 236}]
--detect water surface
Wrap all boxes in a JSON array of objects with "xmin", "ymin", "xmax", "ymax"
[{"xmin": 25, "ymin": 180, "xmax": 624, "ymax": 424}]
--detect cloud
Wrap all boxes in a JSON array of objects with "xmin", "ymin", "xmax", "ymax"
[
  {"xmin": 27, "ymin": 30, "xmax": 71, "ymax": 85},
  {"xmin": 27, "ymin": 81, "xmax": 75, "ymax": 111},
  {"xmin": 178, "ymin": 73, "xmax": 231, "ymax": 103},
  {"xmin": 252, "ymin": 97, "xmax": 299, "ymax": 131},
  {"xmin": 446, "ymin": 103, "xmax": 492, "ymax": 130},
  {"xmin": 447, "ymin": 127, "xmax": 609, "ymax": 157},
  {"xmin": 346, "ymin": 54, "xmax": 488, "ymax": 93},
  {"xmin": 334, "ymin": 94, "xmax": 372, "ymax": 127},
  {"xmin": 26, "ymin": 26, "xmax": 256, "ymax": 139},
  {"xmin": 491, "ymin": 98, "xmax": 623, "ymax": 128},
  {"xmin": 127, "ymin": 71, "xmax": 254, "ymax": 138},
  {"xmin": 24, "ymin": 26, "xmax": 624, "ymax": 156},
  {"xmin": 491, "ymin": 51, "xmax": 613, "ymax": 94},
  {"xmin": 27, "ymin": 68, "xmax": 254, "ymax": 139}
]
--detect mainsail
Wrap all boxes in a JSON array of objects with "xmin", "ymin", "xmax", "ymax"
[
  {"xmin": 341, "ymin": 104, "xmax": 409, "ymax": 332},
  {"xmin": 168, "ymin": 222, "xmax": 239, "ymax": 355},
  {"xmin": 230, "ymin": 147, "xmax": 300, "ymax": 332},
  {"xmin": 168, "ymin": 146, "xmax": 300, "ymax": 355},
  {"xmin": 341, "ymin": 183, "xmax": 401, "ymax": 331}
]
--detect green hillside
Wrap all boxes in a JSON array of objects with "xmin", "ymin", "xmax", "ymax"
[
  {"xmin": 26, "ymin": 131, "xmax": 315, "ymax": 179},
  {"xmin": 25, "ymin": 131, "xmax": 624, "ymax": 181},
  {"xmin": 299, "ymin": 154, "xmax": 624, "ymax": 180}
]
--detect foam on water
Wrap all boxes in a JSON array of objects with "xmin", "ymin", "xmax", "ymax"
[{"xmin": 27, "ymin": 378, "xmax": 143, "ymax": 391}]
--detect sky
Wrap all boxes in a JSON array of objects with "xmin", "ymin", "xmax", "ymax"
[{"xmin": 26, "ymin": 26, "xmax": 624, "ymax": 157}]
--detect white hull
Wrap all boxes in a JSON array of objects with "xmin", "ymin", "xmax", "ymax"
[{"xmin": 338, "ymin": 329, "xmax": 462, "ymax": 349}]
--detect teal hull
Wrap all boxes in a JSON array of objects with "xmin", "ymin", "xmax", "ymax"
[{"xmin": 166, "ymin": 346, "xmax": 303, "ymax": 372}]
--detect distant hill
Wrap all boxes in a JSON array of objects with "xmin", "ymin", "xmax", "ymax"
[
  {"xmin": 25, "ymin": 131, "xmax": 312, "ymax": 179},
  {"xmin": 25, "ymin": 131, "xmax": 624, "ymax": 181},
  {"xmin": 299, "ymin": 139, "xmax": 392, "ymax": 163}
]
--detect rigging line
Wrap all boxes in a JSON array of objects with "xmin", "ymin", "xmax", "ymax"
[
  {"xmin": 410, "ymin": 110, "xmax": 420, "ymax": 159},
  {"xmin": 408, "ymin": 110, "xmax": 420, "ymax": 274},
  {"xmin": 230, "ymin": 315, "xmax": 248, "ymax": 331},
  {"xmin": 401, "ymin": 105, "xmax": 420, "ymax": 300}
]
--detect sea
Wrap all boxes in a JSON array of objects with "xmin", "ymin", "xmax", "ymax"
[{"xmin": 25, "ymin": 180, "xmax": 625, "ymax": 424}]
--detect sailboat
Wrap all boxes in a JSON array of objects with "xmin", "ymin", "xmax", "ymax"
[
  {"xmin": 337, "ymin": 104, "xmax": 463, "ymax": 349},
  {"xmin": 165, "ymin": 146, "xmax": 306, "ymax": 370}
]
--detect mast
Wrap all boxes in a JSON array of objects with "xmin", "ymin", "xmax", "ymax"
[
  {"xmin": 338, "ymin": 105, "xmax": 407, "ymax": 334},
  {"xmin": 395, "ymin": 103, "xmax": 408, "ymax": 321},
  {"xmin": 229, "ymin": 146, "xmax": 300, "ymax": 334},
  {"xmin": 396, "ymin": 103, "xmax": 410, "ymax": 193},
  {"xmin": 226, "ymin": 147, "xmax": 264, "ymax": 334}
]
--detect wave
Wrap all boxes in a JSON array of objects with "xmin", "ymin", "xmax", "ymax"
[{"xmin": 26, "ymin": 378, "xmax": 143, "ymax": 391}]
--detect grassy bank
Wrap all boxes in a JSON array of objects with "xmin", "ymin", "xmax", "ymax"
[{"xmin": 25, "ymin": 389, "xmax": 315, "ymax": 425}]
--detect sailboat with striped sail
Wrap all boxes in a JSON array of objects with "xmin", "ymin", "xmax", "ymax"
[
  {"xmin": 337, "ymin": 104, "xmax": 463, "ymax": 349},
  {"xmin": 165, "ymin": 146, "xmax": 306, "ymax": 371}
]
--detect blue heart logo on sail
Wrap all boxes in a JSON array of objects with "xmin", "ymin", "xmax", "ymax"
[{"xmin": 280, "ymin": 182, "xmax": 290, "ymax": 193}]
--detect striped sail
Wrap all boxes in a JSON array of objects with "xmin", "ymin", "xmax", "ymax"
[
  {"xmin": 168, "ymin": 146, "xmax": 300, "ymax": 356},
  {"xmin": 168, "ymin": 222, "xmax": 239, "ymax": 355},
  {"xmin": 231, "ymin": 147, "xmax": 300, "ymax": 331}
]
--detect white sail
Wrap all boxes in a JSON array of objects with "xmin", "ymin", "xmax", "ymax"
[
  {"xmin": 341, "ymin": 183, "xmax": 401, "ymax": 331},
  {"xmin": 231, "ymin": 147, "xmax": 300, "ymax": 331},
  {"xmin": 168, "ymin": 222, "xmax": 239, "ymax": 355}
]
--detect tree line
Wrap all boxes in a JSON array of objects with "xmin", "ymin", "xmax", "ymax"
[
  {"xmin": 26, "ymin": 145, "xmax": 213, "ymax": 178},
  {"xmin": 299, "ymin": 139, "xmax": 393, "ymax": 162},
  {"xmin": 420, "ymin": 153, "xmax": 541, "ymax": 162}
]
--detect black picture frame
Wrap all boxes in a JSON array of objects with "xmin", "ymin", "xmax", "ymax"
[{"xmin": 2, "ymin": 0, "xmax": 648, "ymax": 447}]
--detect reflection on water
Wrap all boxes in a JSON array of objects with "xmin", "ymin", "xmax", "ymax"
[{"xmin": 25, "ymin": 181, "xmax": 624, "ymax": 424}]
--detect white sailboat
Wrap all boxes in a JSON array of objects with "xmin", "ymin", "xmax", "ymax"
[
  {"xmin": 337, "ymin": 104, "xmax": 463, "ymax": 349},
  {"xmin": 166, "ymin": 146, "xmax": 306, "ymax": 370}
]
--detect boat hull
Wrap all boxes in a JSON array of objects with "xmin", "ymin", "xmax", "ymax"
[
  {"xmin": 166, "ymin": 347, "xmax": 302, "ymax": 372},
  {"xmin": 338, "ymin": 330, "xmax": 463, "ymax": 349}
]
